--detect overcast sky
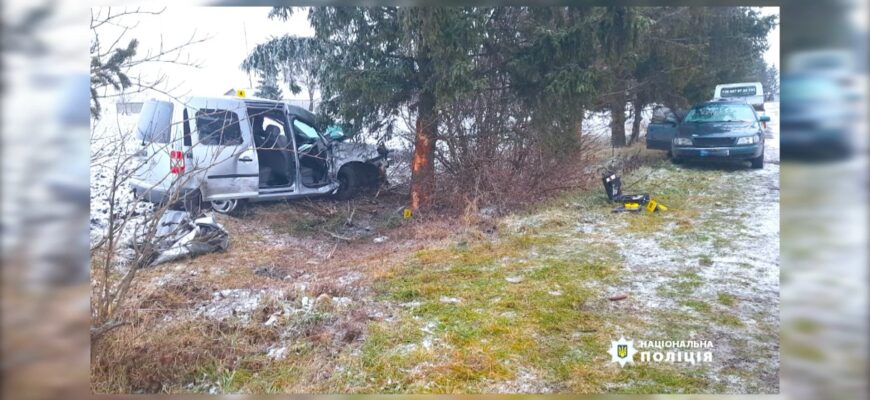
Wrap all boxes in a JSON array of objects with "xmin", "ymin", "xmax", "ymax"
[
  {"xmin": 102, "ymin": 7, "xmax": 314, "ymax": 99},
  {"xmin": 103, "ymin": 6, "xmax": 781, "ymax": 101}
]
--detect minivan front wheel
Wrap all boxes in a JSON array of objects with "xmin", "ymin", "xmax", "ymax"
[
  {"xmin": 211, "ymin": 199, "xmax": 244, "ymax": 215},
  {"xmin": 334, "ymin": 167, "xmax": 359, "ymax": 200}
]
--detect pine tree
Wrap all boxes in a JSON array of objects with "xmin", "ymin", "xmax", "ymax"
[
  {"xmin": 255, "ymin": 72, "xmax": 283, "ymax": 100},
  {"xmin": 90, "ymin": 39, "xmax": 138, "ymax": 119},
  {"xmin": 242, "ymin": 36, "xmax": 323, "ymax": 111},
  {"xmin": 304, "ymin": 7, "xmax": 487, "ymax": 211}
]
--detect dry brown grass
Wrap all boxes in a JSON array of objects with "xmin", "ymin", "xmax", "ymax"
[{"xmin": 91, "ymin": 312, "xmax": 280, "ymax": 392}]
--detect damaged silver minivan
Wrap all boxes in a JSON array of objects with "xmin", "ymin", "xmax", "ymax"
[{"xmin": 129, "ymin": 95, "xmax": 389, "ymax": 214}]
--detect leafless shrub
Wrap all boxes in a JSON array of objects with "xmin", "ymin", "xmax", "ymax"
[
  {"xmin": 89, "ymin": 7, "xmax": 213, "ymax": 341},
  {"xmin": 432, "ymin": 88, "xmax": 602, "ymax": 213}
]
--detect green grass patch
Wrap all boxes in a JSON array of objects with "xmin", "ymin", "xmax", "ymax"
[
  {"xmin": 680, "ymin": 299, "xmax": 712, "ymax": 313},
  {"xmin": 717, "ymin": 292, "xmax": 737, "ymax": 307},
  {"xmin": 353, "ymin": 228, "xmax": 627, "ymax": 392},
  {"xmin": 712, "ymin": 313, "xmax": 744, "ymax": 328}
]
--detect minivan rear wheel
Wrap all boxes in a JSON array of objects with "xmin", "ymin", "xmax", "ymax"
[{"xmin": 211, "ymin": 199, "xmax": 244, "ymax": 215}]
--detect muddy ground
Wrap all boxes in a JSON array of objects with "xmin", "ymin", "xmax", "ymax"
[{"xmin": 91, "ymin": 106, "xmax": 780, "ymax": 394}]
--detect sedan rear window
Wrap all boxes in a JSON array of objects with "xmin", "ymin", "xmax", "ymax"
[
  {"xmin": 196, "ymin": 109, "xmax": 243, "ymax": 146},
  {"xmin": 683, "ymin": 104, "xmax": 757, "ymax": 123}
]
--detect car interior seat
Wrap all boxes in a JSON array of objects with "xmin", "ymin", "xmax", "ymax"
[{"xmin": 258, "ymin": 125, "xmax": 291, "ymax": 186}]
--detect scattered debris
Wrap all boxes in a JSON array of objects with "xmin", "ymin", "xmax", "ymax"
[
  {"xmin": 505, "ymin": 276, "xmax": 524, "ymax": 284},
  {"xmin": 148, "ymin": 210, "xmax": 229, "ymax": 266},
  {"xmin": 608, "ymin": 294, "xmax": 628, "ymax": 301}
]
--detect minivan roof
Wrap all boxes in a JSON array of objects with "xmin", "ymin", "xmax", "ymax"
[{"xmin": 171, "ymin": 95, "xmax": 319, "ymax": 125}]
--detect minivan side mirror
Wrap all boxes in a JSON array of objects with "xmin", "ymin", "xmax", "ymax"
[{"xmin": 759, "ymin": 115, "xmax": 771, "ymax": 123}]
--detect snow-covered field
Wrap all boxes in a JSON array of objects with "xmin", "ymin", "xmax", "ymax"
[{"xmin": 89, "ymin": 108, "xmax": 148, "ymax": 249}]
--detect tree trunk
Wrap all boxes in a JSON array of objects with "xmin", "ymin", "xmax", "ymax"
[
  {"xmin": 629, "ymin": 101, "xmax": 643, "ymax": 145},
  {"xmin": 410, "ymin": 85, "xmax": 438, "ymax": 211},
  {"xmin": 610, "ymin": 100, "xmax": 627, "ymax": 147},
  {"xmin": 308, "ymin": 90, "xmax": 314, "ymax": 112}
]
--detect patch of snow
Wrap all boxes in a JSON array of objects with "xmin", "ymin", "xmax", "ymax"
[
  {"xmin": 267, "ymin": 345, "xmax": 288, "ymax": 360},
  {"xmin": 489, "ymin": 366, "xmax": 552, "ymax": 393},
  {"xmin": 373, "ymin": 236, "xmax": 389, "ymax": 243},
  {"xmin": 333, "ymin": 296, "xmax": 353, "ymax": 308},
  {"xmin": 439, "ymin": 296, "xmax": 462, "ymax": 304},
  {"xmin": 197, "ymin": 289, "xmax": 264, "ymax": 322}
]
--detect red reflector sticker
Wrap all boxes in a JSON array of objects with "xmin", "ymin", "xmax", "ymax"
[{"xmin": 170, "ymin": 150, "xmax": 185, "ymax": 174}]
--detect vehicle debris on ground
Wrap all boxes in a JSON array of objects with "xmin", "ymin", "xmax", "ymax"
[{"xmin": 147, "ymin": 210, "xmax": 229, "ymax": 266}]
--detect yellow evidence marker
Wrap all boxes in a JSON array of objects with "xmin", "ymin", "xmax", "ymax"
[{"xmin": 645, "ymin": 199, "xmax": 668, "ymax": 212}]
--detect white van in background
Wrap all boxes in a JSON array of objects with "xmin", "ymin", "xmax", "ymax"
[{"xmin": 713, "ymin": 82, "xmax": 765, "ymax": 111}]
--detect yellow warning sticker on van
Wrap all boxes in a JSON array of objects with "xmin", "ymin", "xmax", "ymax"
[{"xmin": 236, "ymin": 89, "xmax": 247, "ymax": 97}]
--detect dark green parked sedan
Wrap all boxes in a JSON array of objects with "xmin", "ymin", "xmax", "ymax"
[{"xmin": 670, "ymin": 100, "xmax": 770, "ymax": 169}]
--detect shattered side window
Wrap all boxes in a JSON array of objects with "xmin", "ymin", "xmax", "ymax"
[
  {"xmin": 195, "ymin": 109, "xmax": 243, "ymax": 146},
  {"xmin": 292, "ymin": 119, "xmax": 320, "ymax": 141}
]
